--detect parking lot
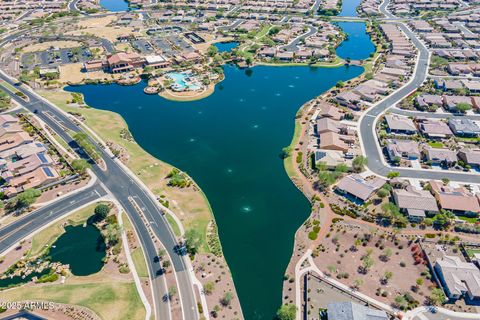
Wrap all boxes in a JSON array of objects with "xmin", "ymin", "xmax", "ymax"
[
  {"xmin": 131, "ymin": 39, "xmax": 155, "ymax": 54},
  {"xmin": 21, "ymin": 47, "xmax": 93, "ymax": 70},
  {"xmin": 167, "ymin": 35, "xmax": 193, "ymax": 52},
  {"xmin": 152, "ymin": 38, "xmax": 175, "ymax": 56}
]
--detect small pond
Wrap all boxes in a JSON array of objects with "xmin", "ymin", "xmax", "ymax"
[
  {"xmin": 48, "ymin": 224, "xmax": 106, "ymax": 276},
  {"xmin": 99, "ymin": 0, "xmax": 131, "ymax": 12},
  {"xmin": 214, "ymin": 42, "xmax": 239, "ymax": 53},
  {"xmin": 0, "ymin": 268, "xmax": 51, "ymax": 290}
]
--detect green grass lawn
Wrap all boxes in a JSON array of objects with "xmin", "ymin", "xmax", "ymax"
[
  {"xmin": 428, "ymin": 141, "xmax": 444, "ymax": 148},
  {"xmin": 122, "ymin": 212, "xmax": 149, "ymax": 278},
  {"xmin": 165, "ymin": 213, "xmax": 181, "ymax": 237},
  {"xmin": 457, "ymin": 215, "xmax": 479, "ymax": 224},
  {"xmin": 131, "ymin": 248, "xmax": 149, "ymax": 278},
  {"xmin": 0, "ymin": 281, "xmax": 145, "ymax": 320},
  {"xmin": 466, "ymin": 248, "xmax": 480, "ymax": 258},
  {"xmin": 283, "ymin": 116, "xmax": 303, "ymax": 180},
  {"xmin": 0, "ymin": 80, "xmax": 20, "ymax": 94}
]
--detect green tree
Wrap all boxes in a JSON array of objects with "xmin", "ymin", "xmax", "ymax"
[
  {"xmin": 429, "ymin": 288, "xmax": 445, "ymax": 306},
  {"xmin": 387, "ymin": 171, "xmax": 400, "ymax": 178},
  {"xmin": 455, "ymin": 103, "xmax": 471, "ymax": 113},
  {"xmin": 104, "ymin": 223, "xmax": 121, "ymax": 246},
  {"xmin": 71, "ymin": 159, "xmax": 91, "ymax": 174},
  {"xmin": 168, "ymin": 286, "xmax": 177, "ymax": 300},
  {"xmin": 276, "ymin": 303, "xmax": 297, "ymax": 320},
  {"xmin": 352, "ymin": 156, "xmax": 367, "ymax": 172},
  {"xmin": 220, "ymin": 292, "xmax": 233, "ymax": 306},
  {"xmin": 93, "ymin": 204, "xmax": 110, "ymax": 222},
  {"xmin": 7, "ymin": 188, "xmax": 41, "ymax": 212},
  {"xmin": 381, "ymin": 202, "xmax": 400, "ymax": 217},
  {"xmin": 157, "ymin": 248, "xmax": 167, "ymax": 259},
  {"xmin": 381, "ymin": 270, "xmax": 393, "ymax": 284},
  {"xmin": 162, "ymin": 260, "xmax": 171, "ymax": 269},
  {"xmin": 362, "ymin": 255, "xmax": 374, "ymax": 271},
  {"xmin": 377, "ymin": 188, "xmax": 389, "ymax": 199},
  {"xmin": 184, "ymin": 229, "xmax": 202, "ymax": 256},
  {"xmin": 204, "ymin": 281, "xmax": 215, "ymax": 295},
  {"xmin": 207, "ymin": 45, "xmax": 219, "ymax": 57},
  {"xmin": 416, "ymin": 278, "xmax": 424, "ymax": 286},
  {"xmin": 335, "ymin": 163, "xmax": 348, "ymax": 173},
  {"xmin": 395, "ymin": 295, "xmax": 408, "ymax": 309}
]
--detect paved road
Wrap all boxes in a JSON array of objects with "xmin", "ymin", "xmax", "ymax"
[
  {"xmin": 0, "ymin": 73, "xmax": 198, "ymax": 320},
  {"xmin": 280, "ymin": 25, "xmax": 317, "ymax": 52},
  {"xmin": 358, "ymin": 3, "xmax": 480, "ymax": 183},
  {"xmin": 391, "ymin": 107, "xmax": 480, "ymax": 121},
  {"xmin": 379, "ymin": 0, "xmax": 395, "ymax": 18},
  {"xmin": 0, "ymin": 183, "xmax": 106, "ymax": 253},
  {"xmin": 68, "ymin": 0, "xmax": 80, "ymax": 11}
]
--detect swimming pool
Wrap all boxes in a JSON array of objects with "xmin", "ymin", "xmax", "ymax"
[{"xmin": 166, "ymin": 72, "xmax": 201, "ymax": 91}]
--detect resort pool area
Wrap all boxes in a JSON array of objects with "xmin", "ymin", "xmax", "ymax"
[{"xmin": 166, "ymin": 72, "xmax": 201, "ymax": 91}]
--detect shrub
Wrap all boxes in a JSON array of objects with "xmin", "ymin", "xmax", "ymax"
[
  {"xmin": 119, "ymin": 265, "xmax": 130, "ymax": 274},
  {"xmin": 36, "ymin": 272, "xmax": 59, "ymax": 283},
  {"xmin": 308, "ymin": 231, "xmax": 318, "ymax": 240}
]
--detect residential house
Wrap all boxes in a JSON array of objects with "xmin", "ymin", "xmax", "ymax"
[
  {"xmin": 0, "ymin": 132, "xmax": 33, "ymax": 153},
  {"xmin": 418, "ymin": 119, "xmax": 453, "ymax": 139},
  {"xmin": 327, "ymin": 302, "xmax": 389, "ymax": 320},
  {"xmin": 415, "ymin": 94, "xmax": 443, "ymax": 110},
  {"xmin": 448, "ymin": 118, "xmax": 480, "ymax": 137},
  {"xmin": 336, "ymin": 174, "xmax": 386, "ymax": 202},
  {"xmin": 316, "ymin": 117, "xmax": 342, "ymax": 135},
  {"xmin": 443, "ymin": 95, "xmax": 473, "ymax": 112},
  {"xmin": 434, "ymin": 255, "xmax": 480, "ymax": 303},
  {"xmin": 386, "ymin": 139, "xmax": 420, "ymax": 161},
  {"xmin": 319, "ymin": 132, "xmax": 349, "ymax": 152},
  {"xmin": 423, "ymin": 147, "xmax": 458, "ymax": 166},
  {"xmin": 458, "ymin": 149, "xmax": 480, "ymax": 168},
  {"xmin": 430, "ymin": 180, "xmax": 480, "ymax": 215},
  {"xmin": 385, "ymin": 114, "xmax": 417, "ymax": 134},
  {"xmin": 317, "ymin": 103, "xmax": 342, "ymax": 121},
  {"xmin": 393, "ymin": 186, "xmax": 439, "ymax": 221},
  {"xmin": 8, "ymin": 166, "xmax": 59, "ymax": 192},
  {"xmin": 334, "ymin": 91, "xmax": 362, "ymax": 110}
]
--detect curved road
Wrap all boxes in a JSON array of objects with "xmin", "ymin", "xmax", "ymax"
[
  {"xmin": 280, "ymin": 25, "xmax": 317, "ymax": 52},
  {"xmin": 358, "ymin": 1, "xmax": 480, "ymax": 183},
  {"xmin": 0, "ymin": 73, "xmax": 198, "ymax": 320},
  {"xmin": 0, "ymin": 183, "xmax": 106, "ymax": 253}
]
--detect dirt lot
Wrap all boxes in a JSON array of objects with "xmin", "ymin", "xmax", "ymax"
[
  {"xmin": 312, "ymin": 220, "xmax": 437, "ymax": 309},
  {"xmin": 195, "ymin": 253, "xmax": 243, "ymax": 320},
  {"xmin": 77, "ymin": 15, "xmax": 117, "ymax": 29},
  {"xmin": 68, "ymin": 25, "xmax": 138, "ymax": 43}
]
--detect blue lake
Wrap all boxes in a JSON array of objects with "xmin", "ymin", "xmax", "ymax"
[
  {"xmin": 66, "ymin": 63, "xmax": 363, "ymax": 319},
  {"xmin": 214, "ymin": 42, "xmax": 239, "ymax": 53},
  {"xmin": 339, "ymin": 0, "xmax": 362, "ymax": 16},
  {"xmin": 335, "ymin": 22, "xmax": 375, "ymax": 60},
  {"xmin": 99, "ymin": 0, "xmax": 130, "ymax": 12}
]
